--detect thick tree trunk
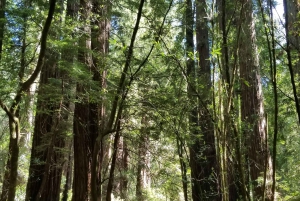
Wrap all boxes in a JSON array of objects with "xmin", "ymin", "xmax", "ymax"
[
  {"xmin": 187, "ymin": 0, "xmax": 219, "ymax": 200},
  {"xmin": 239, "ymin": 0, "xmax": 273, "ymax": 200},
  {"xmin": 25, "ymin": 46, "xmax": 70, "ymax": 201},
  {"xmin": 73, "ymin": 99, "xmax": 91, "ymax": 201},
  {"xmin": 72, "ymin": 0, "xmax": 92, "ymax": 199},
  {"xmin": 90, "ymin": 0, "xmax": 110, "ymax": 200},
  {"xmin": 185, "ymin": 0, "xmax": 201, "ymax": 200},
  {"xmin": 196, "ymin": 0, "xmax": 220, "ymax": 200}
]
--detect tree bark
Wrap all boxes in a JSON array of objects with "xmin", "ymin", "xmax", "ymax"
[
  {"xmin": 0, "ymin": 117, "xmax": 20, "ymax": 201},
  {"xmin": 185, "ymin": 0, "xmax": 200, "ymax": 199},
  {"xmin": 72, "ymin": 0, "xmax": 92, "ymax": 199},
  {"xmin": 90, "ymin": 0, "xmax": 110, "ymax": 200},
  {"xmin": 196, "ymin": 0, "xmax": 220, "ymax": 200},
  {"xmin": 239, "ymin": 0, "xmax": 273, "ymax": 199},
  {"xmin": 25, "ymin": 43, "xmax": 71, "ymax": 200},
  {"xmin": 186, "ymin": 0, "xmax": 219, "ymax": 200}
]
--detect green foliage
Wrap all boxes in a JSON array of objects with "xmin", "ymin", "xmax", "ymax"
[{"xmin": 2, "ymin": 0, "xmax": 300, "ymax": 200}]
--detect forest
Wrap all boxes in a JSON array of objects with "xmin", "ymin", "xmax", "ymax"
[{"xmin": 0, "ymin": 0, "xmax": 299, "ymax": 200}]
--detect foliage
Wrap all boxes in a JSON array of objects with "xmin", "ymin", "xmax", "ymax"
[{"xmin": 0, "ymin": 0, "xmax": 300, "ymax": 200}]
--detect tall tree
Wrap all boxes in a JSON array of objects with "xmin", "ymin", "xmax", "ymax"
[
  {"xmin": 196, "ymin": 0, "xmax": 220, "ymax": 199},
  {"xmin": 90, "ymin": 0, "xmax": 110, "ymax": 199},
  {"xmin": 239, "ymin": 0, "xmax": 273, "ymax": 199},
  {"xmin": 0, "ymin": 0, "xmax": 56, "ymax": 200},
  {"xmin": 72, "ymin": 0, "xmax": 92, "ymax": 198},
  {"xmin": 186, "ymin": 0, "xmax": 219, "ymax": 200},
  {"xmin": 217, "ymin": 0, "xmax": 249, "ymax": 199},
  {"xmin": 136, "ymin": 108, "xmax": 150, "ymax": 201},
  {"xmin": 25, "ymin": 24, "xmax": 73, "ymax": 200},
  {"xmin": 283, "ymin": 0, "xmax": 300, "ymax": 124}
]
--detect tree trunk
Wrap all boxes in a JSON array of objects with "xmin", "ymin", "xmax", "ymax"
[
  {"xmin": 176, "ymin": 131, "xmax": 188, "ymax": 201},
  {"xmin": 62, "ymin": 142, "xmax": 73, "ymax": 201},
  {"xmin": 185, "ymin": 0, "xmax": 198, "ymax": 199},
  {"xmin": 119, "ymin": 137, "xmax": 129, "ymax": 200},
  {"xmin": 217, "ymin": 0, "xmax": 247, "ymax": 199},
  {"xmin": 73, "ymin": 99, "xmax": 91, "ymax": 201},
  {"xmin": 136, "ymin": 115, "xmax": 150, "ymax": 201},
  {"xmin": 1, "ymin": 0, "xmax": 56, "ymax": 199},
  {"xmin": 284, "ymin": 0, "xmax": 300, "ymax": 123},
  {"xmin": 72, "ymin": 0, "xmax": 92, "ymax": 199},
  {"xmin": 187, "ymin": 0, "xmax": 219, "ymax": 199},
  {"xmin": 1, "ymin": 117, "xmax": 20, "ymax": 201},
  {"xmin": 196, "ymin": 0, "xmax": 220, "ymax": 200},
  {"xmin": 239, "ymin": 0, "xmax": 273, "ymax": 199},
  {"xmin": 90, "ymin": 0, "xmax": 110, "ymax": 200},
  {"xmin": 25, "ymin": 43, "xmax": 70, "ymax": 200}
]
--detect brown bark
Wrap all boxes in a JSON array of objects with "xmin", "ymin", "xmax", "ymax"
[
  {"xmin": 239, "ymin": 0, "xmax": 272, "ymax": 200},
  {"xmin": 187, "ymin": 0, "xmax": 220, "ymax": 200},
  {"xmin": 72, "ymin": 0, "xmax": 92, "ymax": 199},
  {"xmin": 25, "ymin": 43, "xmax": 71, "ymax": 200},
  {"xmin": 90, "ymin": 0, "xmax": 110, "ymax": 200},
  {"xmin": 197, "ymin": 0, "xmax": 219, "ymax": 199},
  {"xmin": 73, "ymin": 99, "xmax": 90, "ymax": 201},
  {"xmin": 185, "ymin": 0, "xmax": 201, "ymax": 199},
  {"xmin": 185, "ymin": 0, "xmax": 198, "ymax": 199}
]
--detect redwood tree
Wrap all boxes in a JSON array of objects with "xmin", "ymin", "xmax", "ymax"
[
  {"xmin": 187, "ymin": 0, "xmax": 220, "ymax": 200},
  {"xmin": 239, "ymin": 0, "xmax": 273, "ymax": 199}
]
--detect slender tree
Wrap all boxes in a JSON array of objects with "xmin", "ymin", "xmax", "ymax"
[
  {"xmin": 0, "ymin": 0, "xmax": 56, "ymax": 200},
  {"xmin": 283, "ymin": 0, "xmax": 300, "ymax": 124}
]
